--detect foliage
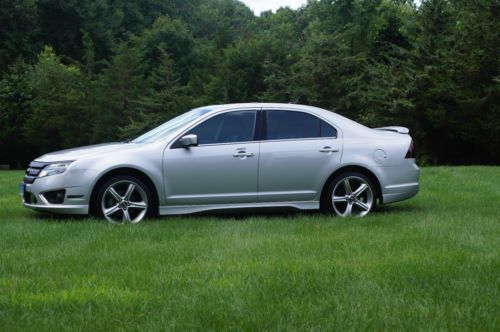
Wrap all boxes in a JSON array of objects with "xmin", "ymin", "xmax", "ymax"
[
  {"xmin": 0, "ymin": 0, "xmax": 39, "ymax": 73},
  {"xmin": 24, "ymin": 47, "xmax": 92, "ymax": 153},
  {"xmin": 121, "ymin": 49, "xmax": 190, "ymax": 139},
  {"xmin": 0, "ymin": 61, "xmax": 34, "ymax": 167},
  {"xmin": 90, "ymin": 43, "xmax": 146, "ymax": 143},
  {"xmin": 0, "ymin": 0, "xmax": 499, "ymax": 166}
]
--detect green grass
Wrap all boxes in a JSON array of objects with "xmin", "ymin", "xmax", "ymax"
[{"xmin": 0, "ymin": 167, "xmax": 499, "ymax": 331}]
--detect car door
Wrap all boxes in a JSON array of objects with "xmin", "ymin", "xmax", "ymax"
[
  {"xmin": 163, "ymin": 109, "xmax": 260, "ymax": 205},
  {"xmin": 258, "ymin": 109, "xmax": 342, "ymax": 202}
]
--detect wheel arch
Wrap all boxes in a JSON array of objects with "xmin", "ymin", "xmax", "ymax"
[
  {"xmin": 89, "ymin": 167, "xmax": 160, "ymax": 216},
  {"xmin": 320, "ymin": 165, "xmax": 383, "ymax": 210}
]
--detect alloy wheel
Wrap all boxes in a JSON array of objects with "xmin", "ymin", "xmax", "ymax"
[
  {"xmin": 101, "ymin": 180, "xmax": 148, "ymax": 224},
  {"xmin": 332, "ymin": 176, "xmax": 374, "ymax": 217}
]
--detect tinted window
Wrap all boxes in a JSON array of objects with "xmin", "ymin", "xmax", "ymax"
[
  {"xmin": 266, "ymin": 111, "xmax": 337, "ymax": 140},
  {"xmin": 320, "ymin": 120, "xmax": 337, "ymax": 138},
  {"xmin": 187, "ymin": 111, "xmax": 256, "ymax": 145}
]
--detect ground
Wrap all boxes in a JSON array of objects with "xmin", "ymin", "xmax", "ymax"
[{"xmin": 0, "ymin": 167, "xmax": 499, "ymax": 331}]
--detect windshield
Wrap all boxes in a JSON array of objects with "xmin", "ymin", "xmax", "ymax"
[{"xmin": 132, "ymin": 108, "xmax": 212, "ymax": 143}]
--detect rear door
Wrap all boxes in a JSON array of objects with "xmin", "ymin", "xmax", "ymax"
[{"xmin": 258, "ymin": 109, "xmax": 342, "ymax": 202}]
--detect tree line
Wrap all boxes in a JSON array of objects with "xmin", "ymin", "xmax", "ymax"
[{"xmin": 0, "ymin": 0, "xmax": 499, "ymax": 167}]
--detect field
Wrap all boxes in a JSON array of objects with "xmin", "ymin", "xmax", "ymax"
[{"xmin": 0, "ymin": 167, "xmax": 499, "ymax": 331}]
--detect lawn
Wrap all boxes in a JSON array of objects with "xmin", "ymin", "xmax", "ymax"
[{"xmin": 0, "ymin": 167, "xmax": 499, "ymax": 331}]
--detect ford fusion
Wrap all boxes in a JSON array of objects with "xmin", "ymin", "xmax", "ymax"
[{"xmin": 21, "ymin": 103, "xmax": 419, "ymax": 223}]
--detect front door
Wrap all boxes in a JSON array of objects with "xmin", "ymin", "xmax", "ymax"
[{"xmin": 163, "ymin": 110, "xmax": 259, "ymax": 205}]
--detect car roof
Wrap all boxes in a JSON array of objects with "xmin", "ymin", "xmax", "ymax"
[{"xmin": 208, "ymin": 102, "xmax": 316, "ymax": 111}]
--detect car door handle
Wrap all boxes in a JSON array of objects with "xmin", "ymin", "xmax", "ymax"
[
  {"xmin": 319, "ymin": 146, "xmax": 339, "ymax": 153},
  {"xmin": 233, "ymin": 151, "xmax": 255, "ymax": 157}
]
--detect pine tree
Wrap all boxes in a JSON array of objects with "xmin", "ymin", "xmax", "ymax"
[
  {"xmin": 120, "ymin": 48, "xmax": 189, "ymax": 139},
  {"xmin": 91, "ymin": 43, "xmax": 146, "ymax": 142}
]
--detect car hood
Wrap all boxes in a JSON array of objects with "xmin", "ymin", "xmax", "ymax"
[{"xmin": 35, "ymin": 143, "xmax": 142, "ymax": 163}]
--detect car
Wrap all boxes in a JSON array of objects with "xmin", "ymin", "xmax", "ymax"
[{"xmin": 20, "ymin": 103, "xmax": 419, "ymax": 223}]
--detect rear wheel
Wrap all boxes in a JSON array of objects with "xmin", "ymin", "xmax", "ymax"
[
  {"xmin": 325, "ymin": 172, "xmax": 375, "ymax": 217},
  {"xmin": 94, "ymin": 176, "xmax": 152, "ymax": 224}
]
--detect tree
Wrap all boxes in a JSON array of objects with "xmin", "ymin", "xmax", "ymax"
[
  {"xmin": 0, "ymin": 0, "xmax": 499, "ymax": 166},
  {"xmin": 90, "ymin": 43, "xmax": 146, "ymax": 143},
  {"xmin": 0, "ymin": 61, "xmax": 34, "ymax": 167},
  {"xmin": 0, "ymin": 0, "xmax": 39, "ymax": 73},
  {"xmin": 121, "ymin": 49, "xmax": 190, "ymax": 139},
  {"xmin": 23, "ymin": 46, "xmax": 91, "ymax": 154}
]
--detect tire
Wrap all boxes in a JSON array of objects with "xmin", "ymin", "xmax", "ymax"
[
  {"xmin": 324, "ymin": 172, "xmax": 376, "ymax": 217},
  {"xmin": 93, "ymin": 175, "xmax": 153, "ymax": 224}
]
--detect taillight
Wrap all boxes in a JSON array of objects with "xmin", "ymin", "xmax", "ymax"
[{"xmin": 405, "ymin": 140, "xmax": 415, "ymax": 159}]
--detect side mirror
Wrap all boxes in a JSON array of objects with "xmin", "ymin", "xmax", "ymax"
[{"xmin": 179, "ymin": 134, "xmax": 198, "ymax": 148}]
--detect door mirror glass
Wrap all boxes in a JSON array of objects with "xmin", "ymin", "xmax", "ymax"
[{"xmin": 179, "ymin": 134, "xmax": 198, "ymax": 147}]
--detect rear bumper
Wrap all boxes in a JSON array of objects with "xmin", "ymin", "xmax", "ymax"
[
  {"xmin": 379, "ymin": 160, "xmax": 420, "ymax": 204},
  {"xmin": 382, "ymin": 182, "xmax": 419, "ymax": 204}
]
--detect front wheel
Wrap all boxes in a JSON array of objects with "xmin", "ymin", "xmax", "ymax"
[
  {"xmin": 94, "ymin": 176, "xmax": 153, "ymax": 224},
  {"xmin": 325, "ymin": 172, "xmax": 375, "ymax": 217}
]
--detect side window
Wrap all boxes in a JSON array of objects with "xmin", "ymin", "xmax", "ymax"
[
  {"xmin": 187, "ymin": 111, "xmax": 256, "ymax": 145},
  {"xmin": 320, "ymin": 120, "xmax": 337, "ymax": 138},
  {"xmin": 265, "ymin": 110, "xmax": 337, "ymax": 140}
]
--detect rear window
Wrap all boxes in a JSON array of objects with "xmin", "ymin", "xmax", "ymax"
[{"xmin": 265, "ymin": 110, "xmax": 337, "ymax": 140}]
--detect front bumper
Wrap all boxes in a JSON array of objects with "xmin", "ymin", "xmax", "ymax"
[
  {"xmin": 23, "ymin": 202, "xmax": 89, "ymax": 214},
  {"xmin": 21, "ymin": 168, "xmax": 99, "ymax": 215}
]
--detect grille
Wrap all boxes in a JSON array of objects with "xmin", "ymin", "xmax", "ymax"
[{"xmin": 24, "ymin": 161, "xmax": 51, "ymax": 184}]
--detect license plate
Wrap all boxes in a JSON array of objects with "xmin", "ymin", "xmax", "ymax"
[{"xmin": 19, "ymin": 183, "xmax": 25, "ymax": 196}]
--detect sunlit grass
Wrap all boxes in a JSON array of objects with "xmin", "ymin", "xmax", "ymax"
[{"xmin": 0, "ymin": 167, "xmax": 499, "ymax": 330}]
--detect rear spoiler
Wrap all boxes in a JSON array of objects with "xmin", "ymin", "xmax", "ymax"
[{"xmin": 374, "ymin": 126, "xmax": 409, "ymax": 134}]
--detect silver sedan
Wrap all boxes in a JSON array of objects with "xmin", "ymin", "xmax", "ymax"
[{"xmin": 20, "ymin": 103, "xmax": 419, "ymax": 223}]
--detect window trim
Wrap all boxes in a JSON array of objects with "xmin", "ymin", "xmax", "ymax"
[{"xmin": 262, "ymin": 109, "xmax": 338, "ymax": 143}]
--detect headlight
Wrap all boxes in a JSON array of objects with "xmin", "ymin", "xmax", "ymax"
[{"xmin": 38, "ymin": 161, "xmax": 74, "ymax": 177}]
